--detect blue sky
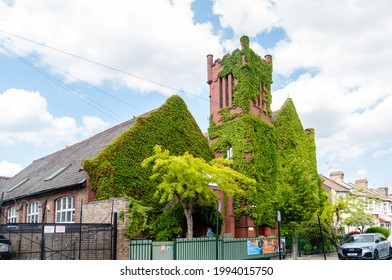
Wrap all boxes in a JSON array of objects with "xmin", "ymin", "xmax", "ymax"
[{"xmin": 1, "ymin": 0, "xmax": 392, "ymax": 190}]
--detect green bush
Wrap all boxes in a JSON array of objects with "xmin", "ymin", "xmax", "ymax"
[{"xmin": 365, "ymin": 227, "xmax": 390, "ymax": 238}]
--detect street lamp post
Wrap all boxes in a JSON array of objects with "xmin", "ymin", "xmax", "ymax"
[{"xmin": 277, "ymin": 210, "xmax": 282, "ymax": 260}]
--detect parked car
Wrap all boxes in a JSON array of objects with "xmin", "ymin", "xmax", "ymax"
[
  {"xmin": 0, "ymin": 235, "xmax": 12, "ymax": 260},
  {"xmin": 337, "ymin": 233, "xmax": 392, "ymax": 260}
]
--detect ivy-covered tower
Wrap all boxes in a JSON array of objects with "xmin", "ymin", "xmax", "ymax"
[
  {"xmin": 207, "ymin": 36, "xmax": 322, "ymax": 239},
  {"xmin": 207, "ymin": 36, "xmax": 276, "ymax": 238}
]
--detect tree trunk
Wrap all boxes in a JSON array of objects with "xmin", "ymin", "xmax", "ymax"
[
  {"xmin": 292, "ymin": 236, "xmax": 298, "ymax": 260},
  {"xmin": 184, "ymin": 208, "xmax": 193, "ymax": 238},
  {"xmin": 178, "ymin": 195, "xmax": 194, "ymax": 239}
]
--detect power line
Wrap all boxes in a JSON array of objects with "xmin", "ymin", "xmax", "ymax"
[
  {"xmin": 1, "ymin": 39, "xmax": 145, "ymax": 114},
  {"xmin": 1, "ymin": 44, "xmax": 126, "ymax": 123},
  {"xmin": 0, "ymin": 29, "xmax": 211, "ymax": 103}
]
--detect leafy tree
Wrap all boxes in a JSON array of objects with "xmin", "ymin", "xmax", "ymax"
[
  {"xmin": 321, "ymin": 190, "xmax": 377, "ymax": 247},
  {"xmin": 142, "ymin": 145, "xmax": 256, "ymax": 238},
  {"xmin": 343, "ymin": 199, "xmax": 375, "ymax": 233},
  {"xmin": 319, "ymin": 194, "xmax": 347, "ymax": 247},
  {"xmin": 342, "ymin": 195, "xmax": 375, "ymax": 233}
]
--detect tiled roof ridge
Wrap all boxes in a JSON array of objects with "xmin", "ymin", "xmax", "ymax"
[{"xmin": 320, "ymin": 173, "xmax": 352, "ymax": 191}]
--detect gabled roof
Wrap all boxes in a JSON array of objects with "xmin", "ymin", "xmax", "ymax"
[
  {"xmin": 0, "ymin": 118, "xmax": 136, "ymax": 203},
  {"xmin": 320, "ymin": 174, "xmax": 352, "ymax": 193}
]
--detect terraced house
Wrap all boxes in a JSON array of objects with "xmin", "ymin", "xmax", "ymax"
[{"xmin": 322, "ymin": 170, "xmax": 392, "ymax": 233}]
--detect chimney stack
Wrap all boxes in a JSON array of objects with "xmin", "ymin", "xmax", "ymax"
[
  {"xmin": 330, "ymin": 170, "xmax": 344, "ymax": 183},
  {"xmin": 376, "ymin": 187, "xmax": 389, "ymax": 196},
  {"xmin": 355, "ymin": 179, "xmax": 368, "ymax": 189}
]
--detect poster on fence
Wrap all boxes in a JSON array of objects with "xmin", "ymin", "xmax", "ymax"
[{"xmin": 247, "ymin": 238, "xmax": 286, "ymax": 256}]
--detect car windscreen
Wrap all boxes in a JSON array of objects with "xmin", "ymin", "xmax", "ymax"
[{"xmin": 346, "ymin": 235, "xmax": 374, "ymax": 243}]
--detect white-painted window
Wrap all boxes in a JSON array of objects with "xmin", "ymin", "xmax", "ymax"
[
  {"xmin": 27, "ymin": 202, "xmax": 40, "ymax": 223},
  {"xmin": 226, "ymin": 146, "xmax": 233, "ymax": 159},
  {"xmin": 55, "ymin": 196, "xmax": 75, "ymax": 223},
  {"xmin": 7, "ymin": 206, "xmax": 17, "ymax": 223}
]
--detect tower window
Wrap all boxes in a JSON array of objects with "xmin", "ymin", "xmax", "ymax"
[{"xmin": 226, "ymin": 146, "xmax": 233, "ymax": 159}]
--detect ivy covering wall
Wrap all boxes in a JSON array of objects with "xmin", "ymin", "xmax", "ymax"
[
  {"xmin": 83, "ymin": 95, "xmax": 215, "ymax": 239},
  {"xmin": 272, "ymin": 99, "xmax": 323, "ymax": 224}
]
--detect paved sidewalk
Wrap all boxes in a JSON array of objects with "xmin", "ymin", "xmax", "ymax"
[{"xmin": 284, "ymin": 253, "xmax": 338, "ymax": 260}]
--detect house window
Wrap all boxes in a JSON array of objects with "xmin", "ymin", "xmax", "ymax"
[
  {"xmin": 383, "ymin": 202, "xmax": 388, "ymax": 215},
  {"xmin": 7, "ymin": 206, "xmax": 17, "ymax": 223},
  {"xmin": 55, "ymin": 196, "xmax": 75, "ymax": 223},
  {"xmin": 27, "ymin": 202, "xmax": 39, "ymax": 223}
]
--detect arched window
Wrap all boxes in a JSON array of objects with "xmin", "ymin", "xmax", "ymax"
[
  {"xmin": 55, "ymin": 196, "xmax": 75, "ymax": 223},
  {"xmin": 7, "ymin": 206, "xmax": 17, "ymax": 223},
  {"xmin": 27, "ymin": 202, "xmax": 40, "ymax": 223}
]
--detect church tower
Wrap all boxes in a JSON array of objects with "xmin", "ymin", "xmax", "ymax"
[
  {"xmin": 206, "ymin": 36, "xmax": 321, "ymax": 240},
  {"xmin": 207, "ymin": 36, "xmax": 277, "ymax": 238}
]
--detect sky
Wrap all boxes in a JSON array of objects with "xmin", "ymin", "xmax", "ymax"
[{"xmin": 0, "ymin": 0, "xmax": 392, "ymax": 191}]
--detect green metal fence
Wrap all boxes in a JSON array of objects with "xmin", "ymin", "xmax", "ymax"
[
  {"xmin": 130, "ymin": 237, "xmax": 285, "ymax": 260},
  {"xmin": 129, "ymin": 239, "xmax": 152, "ymax": 260},
  {"xmin": 175, "ymin": 237, "xmax": 222, "ymax": 260}
]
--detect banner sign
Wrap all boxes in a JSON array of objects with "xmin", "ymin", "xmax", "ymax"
[{"xmin": 247, "ymin": 238, "xmax": 286, "ymax": 256}]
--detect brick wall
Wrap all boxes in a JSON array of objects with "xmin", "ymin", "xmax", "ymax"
[{"xmin": 82, "ymin": 197, "xmax": 130, "ymax": 260}]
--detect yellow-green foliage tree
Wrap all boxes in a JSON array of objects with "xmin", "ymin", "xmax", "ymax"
[{"xmin": 142, "ymin": 145, "xmax": 256, "ymax": 238}]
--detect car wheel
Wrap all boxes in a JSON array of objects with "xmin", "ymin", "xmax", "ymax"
[
  {"xmin": 388, "ymin": 248, "xmax": 392, "ymax": 260},
  {"xmin": 374, "ymin": 250, "xmax": 379, "ymax": 260}
]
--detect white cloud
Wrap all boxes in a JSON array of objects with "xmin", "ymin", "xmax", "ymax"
[
  {"xmin": 80, "ymin": 115, "xmax": 110, "ymax": 138},
  {"xmin": 267, "ymin": 1, "xmax": 392, "ymax": 169},
  {"xmin": 0, "ymin": 160, "xmax": 24, "ymax": 177},
  {"xmin": 0, "ymin": 0, "xmax": 223, "ymax": 96},
  {"xmin": 0, "ymin": 88, "xmax": 108, "ymax": 147},
  {"xmin": 213, "ymin": 0, "xmax": 280, "ymax": 37}
]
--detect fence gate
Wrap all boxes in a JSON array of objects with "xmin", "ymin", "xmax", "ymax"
[{"xmin": 0, "ymin": 222, "xmax": 115, "ymax": 260}]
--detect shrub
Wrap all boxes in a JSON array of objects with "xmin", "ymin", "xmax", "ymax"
[{"xmin": 365, "ymin": 227, "xmax": 390, "ymax": 238}]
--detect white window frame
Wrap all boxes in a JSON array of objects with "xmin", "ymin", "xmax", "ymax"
[
  {"xmin": 226, "ymin": 146, "xmax": 233, "ymax": 159},
  {"xmin": 27, "ymin": 202, "xmax": 40, "ymax": 223},
  {"xmin": 55, "ymin": 196, "xmax": 75, "ymax": 223},
  {"xmin": 7, "ymin": 206, "xmax": 17, "ymax": 223}
]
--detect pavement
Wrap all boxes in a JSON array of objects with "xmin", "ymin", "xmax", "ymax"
[{"xmin": 273, "ymin": 253, "xmax": 338, "ymax": 260}]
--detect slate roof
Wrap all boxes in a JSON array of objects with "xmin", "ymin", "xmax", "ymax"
[
  {"xmin": 321, "ymin": 174, "xmax": 392, "ymax": 202},
  {"xmin": 0, "ymin": 118, "xmax": 136, "ymax": 203}
]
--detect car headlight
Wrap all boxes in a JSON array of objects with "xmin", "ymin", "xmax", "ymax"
[{"xmin": 362, "ymin": 246, "xmax": 374, "ymax": 250}]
